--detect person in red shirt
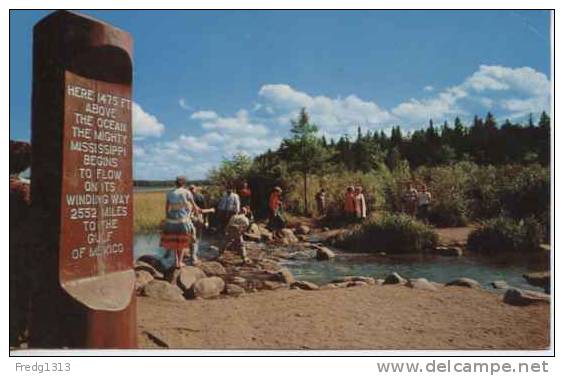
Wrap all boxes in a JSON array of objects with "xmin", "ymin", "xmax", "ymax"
[
  {"xmin": 238, "ymin": 181, "xmax": 252, "ymax": 211},
  {"xmin": 268, "ymin": 186, "xmax": 285, "ymax": 230},
  {"xmin": 344, "ymin": 186, "xmax": 356, "ymax": 220}
]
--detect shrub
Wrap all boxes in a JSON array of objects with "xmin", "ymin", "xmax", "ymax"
[
  {"xmin": 467, "ymin": 216, "xmax": 544, "ymax": 253},
  {"xmin": 336, "ymin": 213, "xmax": 438, "ymax": 253},
  {"xmin": 428, "ymin": 200, "xmax": 468, "ymax": 227}
]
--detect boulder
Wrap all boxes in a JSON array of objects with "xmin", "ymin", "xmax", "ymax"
[
  {"xmin": 134, "ymin": 260, "xmax": 163, "ymax": 278},
  {"xmin": 248, "ymin": 223, "xmax": 261, "ymax": 236},
  {"xmin": 142, "ymin": 280, "xmax": 185, "ymax": 302},
  {"xmin": 230, "ymin": 276, "xmax": 247, "ymax": 287},
  {"xmin": 332, "ymin": 276, "xmax": 376, "ymax": 285},
  {"xmin": 291, "ymin": 280, "xmax": 319, "ymax": 290},
  {"xmin": 383, "ymin": 272, "xmax": 406, "ymax": 285},
  {"xmin": 198, "ymin": 261, "xmax": 227, "ymax": 277},
  {"xmin": 135, "ymin": 270, "xmax": 154, "ymax": 291},
  {"xmin": 243, "ymin": 232, "xmax": 261, "ymax": 242},
  {"xmin": 491, "ymin": 280, "xmax": 510, "ymax": 290},
  {"xmin": 523, "ymin": 271, "xmax": 550, "ymax": 293},
  {"xmin": 276, "ymin": 267, "xmax": 295, "ymax": 285},
  {"xmin": 503, "ymin": 288, "xmax": 550, "ymax": 306},
  {"xmin": 225, "ymin": 283, "xmax": 245, "ymax": 297},
  {"xmin": 433, "ymin": 246, "xmax": 463, "ymax": 257},
  {"xmin": 406, "ymin": 278, "xmax": 438, "ymax": 291},
  {"xmin": 445, "ymin": 277, "xmax": 481, "ymax": 289},
  {"xmin": 314, "ymin": 245, "xmax": 336, "ymax": 261},
  {"xmin": 262, "ymin": 280, "xmax": 286, "ymax": 290},
  {"xmin": 136, "ymin": 255, "xmax": 167, "ymax": 276},
  {"xmin": 192, "ymin": 277, "xmax": 226, "ymax": 299},
  {"xmin": 173, "ymin": 266, "xmax": 206, "ymax": 292},
  {"xmin": 258, "ymin": 226, "xmax": 274, "ymax": 242},
  {"xmin": 295, "ymin": 225, "xmax": 311, "ymax": 235},
  {"xmin": 320, "ymin": 283, "xmax": 339, "ymax": 289},
  {"xmin": 279, "ymin": 228, "xmax": 299, "ymax": 244},
  {"xmin": 348, "ymin": 280, "xmax": 369, "ymax": 287}
]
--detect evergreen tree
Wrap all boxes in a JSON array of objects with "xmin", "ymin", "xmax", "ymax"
[{"xmin": 280, "ymin": 108, "xmax": 330, "ymax": 215}]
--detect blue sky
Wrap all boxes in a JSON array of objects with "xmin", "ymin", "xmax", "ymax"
[{"xmin": 10, "ymin": 10, "xmax": 551, "ymax": 179}]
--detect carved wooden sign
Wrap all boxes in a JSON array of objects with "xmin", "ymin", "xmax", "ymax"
[{"xmin": 60, "ymin": 71, "xmax": 133, "ymax": 283}]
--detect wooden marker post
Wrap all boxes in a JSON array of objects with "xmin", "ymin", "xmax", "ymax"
[{"xmin": 30, "ymin": 10, "xmax": 136, "ymax": 348}]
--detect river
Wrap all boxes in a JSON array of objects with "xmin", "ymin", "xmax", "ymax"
[{"xmin": 134, "ymin": 233, "xmax": 548, "ymax": 292}]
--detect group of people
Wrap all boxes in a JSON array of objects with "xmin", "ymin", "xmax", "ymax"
[
  {"xmin": 403, "ymin": 182, "xmax": 432, "ymax": 222},
  {"xmin": 314, "ymin": 186, "xmax": 367, "ymax": 220},
  {"xmin": 161, "ymin": 178, "xmax": 257, "ymax": 268},
  {"xmin": 160, "ymin": 177, "xmax": 433, "ymax": 269}
]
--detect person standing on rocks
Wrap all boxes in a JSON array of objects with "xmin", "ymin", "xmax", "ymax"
[
  {"xmin": 354, "ymin": 186, "xmax": 367, "ymax": 220},
  {"xmin": 315, "ymin": 188, "xmax": 327, "ymax": 216},
  {"xmin": 268, "ymin": 186, "xmax": 285, "ymax": 230},
  {"xmin": 344, "ymin": 186, "xmax": 356, "ymax": 220},
  {"xmin": 217, "ymin": 186, "xmax": 241, "ymax": 230},
  {"xmin": 238, "ymin": 181, "xmax": 252, "ymax": 210},
  {"xmin": 416, "ymin": 184, "xmax": 432, "ymax": 223},
  {"xmin": 222, "ymin": 207, "xmax": 251, "ymax": 264},
  {"xmin": 160, "ymin": 176, "xmax": 201, "ymax": 268}
]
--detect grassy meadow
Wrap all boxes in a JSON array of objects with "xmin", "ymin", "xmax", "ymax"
[{"xmin": 134, "ymin": 191, "xmax": 166, "ymax": 233}]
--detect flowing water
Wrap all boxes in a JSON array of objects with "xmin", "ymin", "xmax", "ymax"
[{"xmin": 134, "ymin": 233, "xmax": 548, "ymax": 292}]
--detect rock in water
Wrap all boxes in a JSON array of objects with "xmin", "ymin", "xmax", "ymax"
[
  {"xmin": 248, "ymin": 223, "xmax": 261, "ymax": 236},
  {"xmin": 276, "ymin": 267, "xmax": 295, "ymax": 285},
  {"xmin": 142, "ymin": 280, "xmax": 185, "ymax": 302},
  {"xmin": 503, "ymin": 288, "xmax": 550, "ymax": 306},
  {"xmin": 225, "ymin": 283, "xmax": 245, "ymax": 297},
  {"xmin": 134, "ymin": 260, "xmax": 164, "ymax": 279},
  {"xmin": 406, "ymin": 278, "xmax": 438, "ymax": 291},
  {"xmin": 193, "ymin": 277, "xmax": 225, "ymax": 299},
  {"xmin": 332, "ymin": 276, "xmax": 376, "ymax": 285},
  {"xmin": 279, "ymin": 228, "xmax": 299, "ymax": 244},
  {"xmin": 383, "ymin": 272, "xmax": 406, "ymax": 285},
  {"xmin": 291, "ymin": 280, "xmax": 319, "ymax": 290},
  {"xmin": 198, "ymin": 261, "xmax": 227, "ymax": 277},
  {"xmin": 523, "ymin": 271, "xmax": 550, "ymax": 293},
  {"xmin": 433, "ymin": 246, "xmax": 463, "ymax": 257},
  {"xmin": 445, "ymin": 277, "xmax": 481, "ymax": 289},
  {"xmin": 295, "ymin": 225, "xmax": 311, "ymax": 235},
  {"xmin": 135, "ymin": 270, "xmax": 154, "ymax": 292},
  {"xmin": 243, "ymin": 232, "xmax": 261, "ymax": 242},
  {"xmin": 137, "ymin": 255, "xmax": 167, "ymax": 276},
  {"xmin": 315, "ymin": 246, "xmax": 336, "ymax": 261},
  {"xmin": 491, "ymin": 280, "xmax": 510, "ymax": 290}
]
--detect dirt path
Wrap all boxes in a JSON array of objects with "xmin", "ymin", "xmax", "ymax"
[{"xmin": 137, "ymin": 285, "xmax": 549, "ymax": 350}]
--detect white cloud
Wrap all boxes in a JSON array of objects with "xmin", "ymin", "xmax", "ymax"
[
  {"xmin": 257, "ymin": 84, "xmax": 393, "ymax": 133},
  {"xmin": 191, "ymin": 110, "xmax": 218, "ymax": 120},
  {"xmin": 178, "ymin": 98, "xmax": 191, "ymax": 111},
  {"xmin": 193, "ymin": 109, "xmax": 269, "ymax": 136},
  {"xmin": 392, "ymin": 65, "xmax": 550, "ymax": 125},
  {"xmin": 424, "ymin": 85, "xmax": 434, "ymax": 92},
  {"xmin": 132, "ymin": 102, "xmax": 165, "ymax": 138}
]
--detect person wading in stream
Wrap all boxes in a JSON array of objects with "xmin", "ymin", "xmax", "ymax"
[
  {"xmin": 160, "ymin": 176, "xmax": 202, "ymax": 268},
  {"xmin": 221, "ymin": 207, "xmax": 251, "ymax": 264},
  {"xmin": 217, "ymin": 186, "xmax": 241, "ymax": 231}
]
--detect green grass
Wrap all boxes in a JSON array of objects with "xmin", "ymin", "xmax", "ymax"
[
  {"xmin": 336, "ymin": 213, "xmax": 438, "ymax": 253},
  {"xmin": 133, "ymin": 191, "xmax": 166, "ymax": 233}
]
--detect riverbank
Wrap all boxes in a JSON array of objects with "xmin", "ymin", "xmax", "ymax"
[{"xmin": 137, "ymin": 284, "xmax": 549, "ymax": 349}]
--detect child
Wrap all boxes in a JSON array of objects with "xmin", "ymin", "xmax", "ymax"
[{"xmin": 223, "ymin": 207, "xmax": 251, "ymax": 264}]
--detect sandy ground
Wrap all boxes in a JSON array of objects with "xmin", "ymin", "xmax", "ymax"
[{"xmin": 137, "ymin": 284, "xmax": 549, "ymax": 350}]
